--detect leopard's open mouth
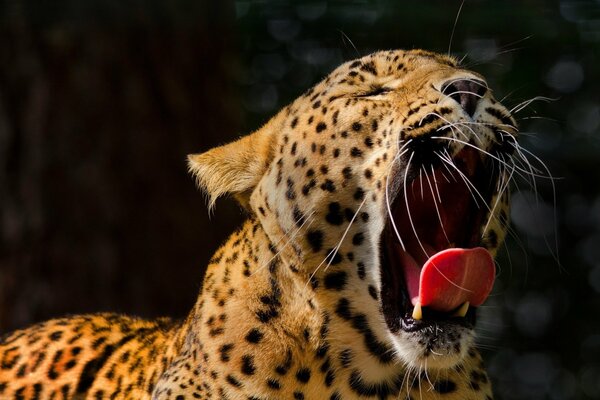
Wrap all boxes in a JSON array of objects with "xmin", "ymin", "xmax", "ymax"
[{"xmin": 380, "ymin": 146, "xmax": 498, "ymax": 333}]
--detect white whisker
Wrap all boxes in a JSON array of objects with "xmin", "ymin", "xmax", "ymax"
[
  {"xmin": 403, "ymin": 152, "xmax": 428, "ymax": 258},
  {"xmin": 425, "ymin": 163, "xmax": 451, "ymax": 245},
  {"xmin": 251, "ymin": 210, "xmax": 316, "ymax": 276},
  {"xmin": 432, "ymin": 135, "xmax": 552, "ymax": 180},
  {"xmin": 305, "ymin": 197, "xmax": 367, "ymax": 288},
  {"xmin": 323, "ymin": 196, "xmax": 368, "ymax": 272},
  {"xmin": 510, "ymin": 96, "xmax": 557, "ymax": 114},
  {"xmin": 386, "ymin": 140, "xmax": 414, "ymax": 251}
]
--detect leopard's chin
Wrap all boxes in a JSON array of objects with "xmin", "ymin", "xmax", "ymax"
[
  {"xmin": 389, "ymin": 321, "xmax": 475, "ymax": 370},
  {"xmin": 378, "ymin": 145, "xmax": 498, "ymax": 369}
]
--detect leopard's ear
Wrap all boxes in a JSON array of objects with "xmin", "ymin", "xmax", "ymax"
[{"xmin": 187, "ymin": 120, "xmax": 278, "ymax": 211}]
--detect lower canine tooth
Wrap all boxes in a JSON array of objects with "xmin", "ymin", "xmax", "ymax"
[
  {"xmin": 412, "ymin": 302, "xmax": 422, "ymax": 320},
  {"xmin": 453, "ymin": 301, "xmax": 470, "ymax": 318}
]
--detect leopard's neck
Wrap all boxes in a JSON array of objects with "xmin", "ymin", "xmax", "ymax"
[{"xmin": 158, "ymin": 217, "xmax": 492, "ymax": 399}]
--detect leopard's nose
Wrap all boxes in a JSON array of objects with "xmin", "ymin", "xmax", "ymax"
[{"xmin": 441, "ymin": 78, "xmax": 487, "ymax": 117}]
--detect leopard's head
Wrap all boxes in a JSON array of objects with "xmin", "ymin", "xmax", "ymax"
[{"xmin": 189, "ymin": 49, "xmax": 517, "ymax": 372}]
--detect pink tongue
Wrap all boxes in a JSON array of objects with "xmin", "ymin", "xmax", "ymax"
[{"xmin": 401, "ymin": 247, "xmax": 496, "ymax": 312}]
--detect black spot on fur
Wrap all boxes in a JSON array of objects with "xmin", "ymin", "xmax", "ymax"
[
  {"xmin": 275, "ymin": 350, "xmax": 292, "ymax": 375},
  {"xmin": 353, "ymin": 188, "xmax": 365, "ymax": 200},
  {"xmin": 335, "ymin": 298, "xmax": 352, "ymax": 320},
  {"xmin": 293, "ymin": 206, "xmax": 304, "ymax": 227},
  {"xmin": 256, "ymin": 307, "xmax": 278, "ymax": 323},
  {"xmin": 316, "ymin": 343, "xmax": 329, "ymax": 359},
  {"xmin": 332, "ymin": 110, "xmax": 339, "ymax": 124},
  {"xmin": 352, "ymin": 232, "xmax": 364, "ymax": 246},
  {"xmin": 368, "ymin": 285, "xmax": 378, "ymax": 300},
  {"xmin": 357, "ymin": 262, "xmax": 366, "ymax": 279},
  {"xmin": 1, "ymin": 348, "xmax": 20, "ymax": 370},
  {"xmin": 301, "ymin": 179, "xmax": 316, "ymax": 196},
  {"xmin": 267, "ymin": 378, "xmax": 281, "ymax": 390},
  {"xmin": 226, "ymin": 374, "xmax": 242, "ymax": 387},
  {"xmin": 219, "ymin": 343, "xmax": 234, "ymax": 362},
  {"xmin": 350, "ymin": 147, "xmax": 363, "ymax": 157},
  {"xmin": 360, "ymin": 61, "xmax": 377, "ymax": 75},
  {"xmin": 320, "ymin": 313, "xmax": 330, "ymax": 339},
  {"xmin": 348, "ymin": 370, "xmax": 403, "ymax": 397},
  {"xmin": 485, "ymin": 107, "xmax": 515, "ymax": 127},
  {"xmin": 339, "ymin": 349, "xmax": 353, "ymax": 368},
  {"xmin": 342, "ymin": 167, "xmax": 353, "ymax": 179},
  {"xmin": 335, "ymin": 299, "xmax": 394, "ymax": 364},
  {"xmin": 295, "ymin": 368, "xmax": 311, "ymax": 383},
  {"xmin": 325, "ymin": 369, "xmax": 335, "ymax": 386},
  {"xmin": 75, "ymin": 334, "xmax": 135, "ymax": 393},
  {"xmin": 286, "ymin": 178, "xmax": 296, "ymax": 200},
  {"xmin": 325, "ymin": 202, "xmax": 344, "ymax": 226},
  {"xmin": 344, "ymin": 208, "xmax": 356, "ymax": 222},
  {"xmin": 326, "ymin": 249, "xmax": 343, "ymax": 265},
  {"xmin": 310, "ymin": 276, "xmax": 319, "ymax": 290},
  {"xmin": 324, "ymin": 271, "xmax": 348, "ymax": 291},
  {"xmin": 241, "ymin": 355, "xmax": 256, "ymax": 375},
  {"xmin": 434, "ymin": 379, "xmax": 457, "ymax": 394},
  {"xmin": 306, "ymin": 230, "xmax": 324, "ymax": 252},
  {"xmin": 321, "ymin": 179, "xmax": 336, "ymax": 192}
]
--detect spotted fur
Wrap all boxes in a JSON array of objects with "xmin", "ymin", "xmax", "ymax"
[{"xmin": 0, "ymin": 49, "xmax": 518, "ymax": 399}]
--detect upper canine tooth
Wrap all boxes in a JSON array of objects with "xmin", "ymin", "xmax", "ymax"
[
  {"xmin": 453, "ymin": 301, "xmax": 470, "ymax": 318},
  {"xmin": 412, "ymin": 302, "xmax": 423, "ymax": 320}
]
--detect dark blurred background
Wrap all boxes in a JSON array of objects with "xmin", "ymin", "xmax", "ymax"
[{"xmin": 0, "ymin": 0, "xmax": 598, "ymax": 398}]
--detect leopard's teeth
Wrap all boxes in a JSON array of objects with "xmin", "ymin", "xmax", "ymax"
[
  {"xmin": 453, "ymin": 301, "xmax": 470, "ymax": 318},
  {"xmin": 412, "ymin": 302, "xmax": 422, "ymax": 320}
]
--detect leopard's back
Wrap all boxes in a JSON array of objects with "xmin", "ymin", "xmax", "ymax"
[{"xmin": 0, "ymin": 313, "xmax": 182, "ymax": 399}]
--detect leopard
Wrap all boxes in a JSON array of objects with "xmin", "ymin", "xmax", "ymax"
[{"xmin": 0, "ymin": 49, "xmax": 519, "ymax": 399}]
